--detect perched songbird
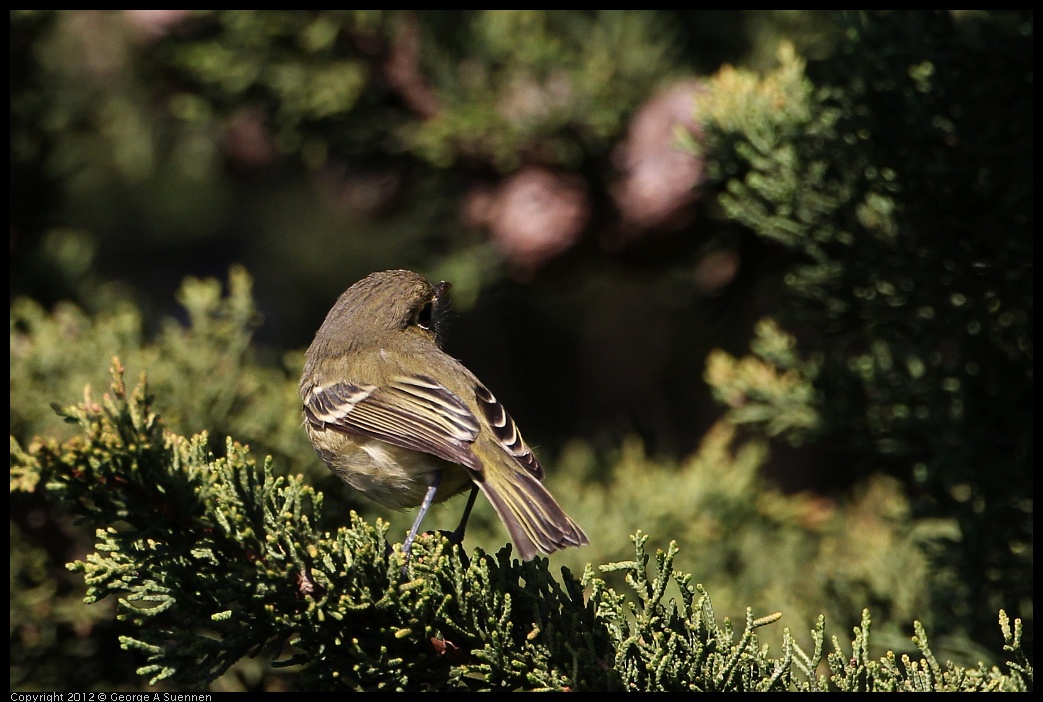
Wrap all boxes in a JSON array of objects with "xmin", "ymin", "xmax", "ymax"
[{"xmin": 299, "ymin": 269, "xmax": 588, "ymax": 562}]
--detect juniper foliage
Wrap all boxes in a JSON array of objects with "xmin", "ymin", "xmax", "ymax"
[{"xmin": 11, "ymin": 364, "xmax": 1031, "ymax": 691}]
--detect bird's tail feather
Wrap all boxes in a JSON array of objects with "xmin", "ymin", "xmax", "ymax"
[{"xmin": 475, "ymin": 465, "xmax": 588, "ymax": 561}]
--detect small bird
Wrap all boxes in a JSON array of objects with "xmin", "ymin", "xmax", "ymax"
[{"xmin": 299, "ymin": 269, "xmax": 588, "ymax": 562}]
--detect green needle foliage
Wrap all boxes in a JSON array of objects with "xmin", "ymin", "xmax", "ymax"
[
  {"xmin": 10, "ymin": 265, "xmax": 314, "ymax": 480},
  {"xmin": 10, "ymin": 364, "xmax": 1030, "ymax": 691},
  {"xmin": 694, "ymin": 12, "xmax": 1032, "ymax": 660}
]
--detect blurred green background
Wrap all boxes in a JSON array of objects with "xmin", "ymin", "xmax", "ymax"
[{"xmin": 10, "ymin": 10, "xmax": 1032, "ymax": 691}]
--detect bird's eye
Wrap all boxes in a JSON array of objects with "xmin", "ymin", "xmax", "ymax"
[{"xmin": 417, "ymin": 301, "xmax": 434, "ymax": 330}]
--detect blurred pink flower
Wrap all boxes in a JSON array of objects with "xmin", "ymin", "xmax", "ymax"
[
  {"xmin": 612, "ymin": 79, "xmax": 706, "ymax": 231},
  {"xmin": 222, "ymin": 108, "xmax": 278, "ymax": 172},
  {"xmin": 692, "ymin": 246, "xmax": 740, "ymax": 296},
  {"xmin": 481, "ymin": 167, "xmax": 590, "ymax": 272},
  {"xmin": 123, "ymin": 10, "xmax": 192, "ymax": 41}
]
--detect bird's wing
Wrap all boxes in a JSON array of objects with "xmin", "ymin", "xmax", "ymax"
[
  {"xmin": 472, "ymin": 383, "xmax": 544, "ymax": 480},
  {"xmin": 302, "ymin": 374, "xmax": 482, "ymax": 471}
]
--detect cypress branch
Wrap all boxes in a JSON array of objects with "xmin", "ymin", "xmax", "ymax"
[{"xmin": 11, "ymin": 363, "xmax": 1030, "ymax": 690}]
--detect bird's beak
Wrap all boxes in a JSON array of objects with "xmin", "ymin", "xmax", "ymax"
[{"xmin": 433, "ymin": 281, "xmax": 452, "ymax": 299}]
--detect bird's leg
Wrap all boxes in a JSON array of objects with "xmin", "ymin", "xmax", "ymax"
[
  {"xmin": 449, "ymin": 484, "xmax": 480, "ymax": 546},
  {"xmin": 402, "ymin": 471, "xmax": 442, "ymax": 566}
]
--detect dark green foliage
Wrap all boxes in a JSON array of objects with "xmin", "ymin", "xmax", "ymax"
[
  {"xmin": 695, "ymin": 11, "xmax": 1032, "ymax": 659},
  {"xmin": 550, "ymin": 423, "xmax": 961, "ymax": 665},
  {"xmin": 8, "ymin": 515, "xmax": 125, "ymax": 690},
  {"xmin": 11, "ymin": 273, "xmax": 971, "ymax": 687},
  {"xmin": 11, "ymin": 266, "xmax": 310, "ymax": 474},
  {"xmin": 157, "ymin": 10, "xmax": 680, "ymax": 171},
  {"xmin": 9, "ymin": 268, "xmax": 325, "ymax": 690},
  {"xmin": 10, "ymin": 365, "xmax": 1031, "ymax": 690}
]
